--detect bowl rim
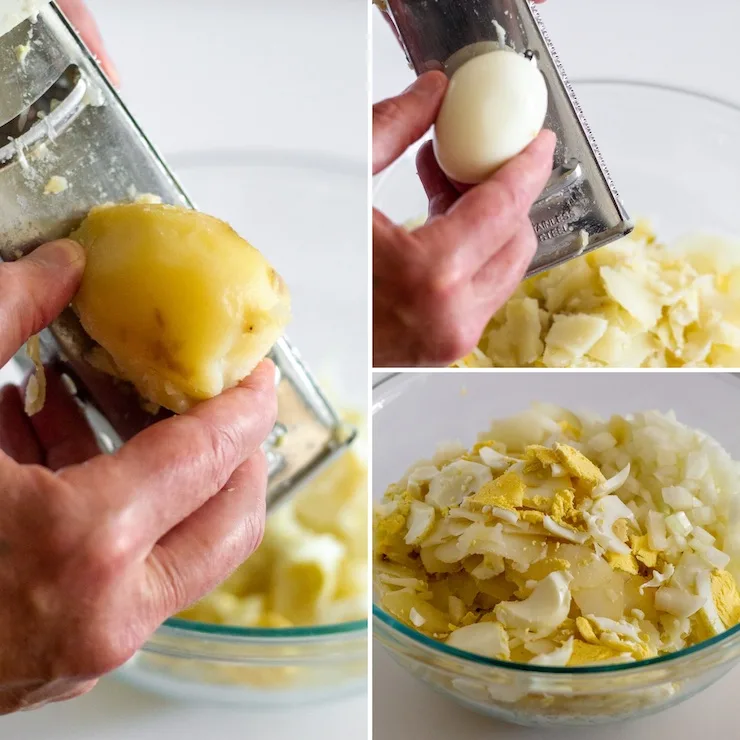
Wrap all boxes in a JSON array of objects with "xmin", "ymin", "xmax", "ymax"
[
  {"xmin": 572, "ymin": 77, "xmax": 740, "ymax": 115},
  {"xmin": 372, "ymin": 606, "xmax": 740, "ymax": 676},
  {"xmin": 372, "ymin": 370, "xmax": 740, "ymax": 674},
  {"xmin": 160, "ymin": 616, "xmax": 368, "ymax": 642}
]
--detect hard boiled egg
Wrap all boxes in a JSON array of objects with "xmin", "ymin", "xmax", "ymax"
[{"xmin": 433, "ymin": 49, "xmax": 549, "ymax": 185}]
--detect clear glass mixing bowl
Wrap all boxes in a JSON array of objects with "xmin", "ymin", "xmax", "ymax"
[
  {"xmin": 111, "ymin": 150, "xmax": 369, "ymax": 705},
  {"xmin": 372, "ymin": 372, "xmax": 740, "ymax": 727},
  {"xmin": 373, "ymin": 81, "xmax": 740, "ymax": 244}
]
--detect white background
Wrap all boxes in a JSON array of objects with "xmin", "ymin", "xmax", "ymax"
[
  {"xmin": 1, "ymin": 1, "xmax": 368, "ymax": 739},
  {"xmin": 372, "ymin": 1, "xmax": 740, "ymax": 738}
]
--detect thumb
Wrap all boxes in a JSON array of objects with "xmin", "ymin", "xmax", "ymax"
[
  {"xmin": 0, "ymin": 240, "xmax": 85, "ymax": 367},
  {"xmin": 57, "ymin": 0, "xmax": 121, "ymax": 87},
  {"xmin": 373, "ymin": 71, "xmax": 448, "ymax": 175}
]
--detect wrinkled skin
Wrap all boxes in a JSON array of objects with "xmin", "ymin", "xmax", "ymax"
[
  {"xmin": 373, "ymin": 0, "xmax": 555, "ymax": 367},
  {"xmin": 0, "ymin": 251, "xmax": 275, "ymax": 714},
  {"xmin": 0, "ymin": 4, "xmax": 278, "ymax": 715}
]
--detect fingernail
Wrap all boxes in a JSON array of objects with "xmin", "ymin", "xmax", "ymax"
[
  {"xmin": 408, "ymin": 71, "xmax": 447, "ymax": 97},
  {"xmin": 540, "ymin": 129, "xmax": 557, "ymax": 147},
  {"xmin": 261, "ymin": 357, "xmax": 279, "ymax": 386},
  {"xmin": 28, "ymin": 240, "xmax": 85, "ymax": 269}
]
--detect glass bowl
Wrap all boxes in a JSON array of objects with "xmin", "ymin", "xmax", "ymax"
[
  {"xmin": 108, "ymin": 150, "xmax": 368, "ymax": 705},
  {"xmin": 373, "ymin": 81, "xmax": 740, "ymax": 244},
  {"xmin": 372, "ymin": 372, "xmax": 740, "ymax": 727},
  {"xmin": 0, "ymin": 153, "xmax": 368, "ymax": 703}
]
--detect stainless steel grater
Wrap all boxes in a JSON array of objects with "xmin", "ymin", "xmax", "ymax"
[
  {"xmin": 0, "ymin": 3, "xmax": 355, "ymax": 510},
  {"xmin": 382, "ymin": 0, "xmax": 634, "ymax": 276}
]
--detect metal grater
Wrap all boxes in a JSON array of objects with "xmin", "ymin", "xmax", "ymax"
[
  {"xmin": 383, "ymin": 0, "xmax": 634, "ymax": 276},
  {"xmin": 0, "ymin": 3, "xmax": 355, "ymax": 510}
]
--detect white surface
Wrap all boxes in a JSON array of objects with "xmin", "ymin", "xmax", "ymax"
[
  {"xmin": 374, "ymin": 648, "xmax": 740, "ymax": 740},
  {"xmin": 2, "ymin": 678, "xmax": 365, "ymax": 740},
  {"xmin": 371, "ymin": 372, "xmax": 740, "ymax": 738},
  {"xmin": 1, "ymin": 0, "xmax": 368, "ymax": 738},
  {"xmin": 373, "ymin": 0, "xmax": 740, "ymax": 107}
]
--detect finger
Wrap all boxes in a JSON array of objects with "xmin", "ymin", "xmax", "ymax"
[
  {"xmin": 26, "ymin": 367, "xmax": 101, "ymax": 470},
  {"xmin": 472, "ymin": 220, "xmax": 539, "ymax": 305},
  {"xmin": 417, "ymin": 130, "xmax": 555, "ymax": 280},
  {"xmin": 57, "ymin": 0, "xmax": 120, "ymax": 86},
  {"xmin": 20, "ymin": 678, "xmax": 97, "ymax": 709},
  {"xmin": 60, "ymin": 360, "xmax": 277, "ymax": 542},
  {"xmin": 373, "ymin": 71, "xmax": 448, "ymax": 175},
  {"xmin": 409, "ymin": 226, "xmax": 538, "ymax": 368},
  {"xmin": 372, "ymin": 207, "xmax": 420, "ymax": 285},
  {"xmin": 416, "ymin": 140, "xmax": 458, "ymax": 217},
  {"xmin": 48, "ymin": 680, "xmax": 98, "ymax": 704},
  {"xmin": 55, "ymin": 355, "xmax": 172, "ymax": 443},
  {"xmin": 145, "ymin": 451, "xmax": 267, "ymax": 619},
  {"xmin": 0, "ymin": 241, "xmax": 85, "ymax": 368},
  {"xmin": 0, "ymin": 385, "xmax": 43, "ymax": 464}
]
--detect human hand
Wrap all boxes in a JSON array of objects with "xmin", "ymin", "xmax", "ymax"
[
  {"xmin": 0, "ymin": 241, "xmax": 276, "ymax": 713},
  {"xmin": 57, "ymin": 0, "xmax": 120, "ymax": 86},
  {"xmin": 373, "ymin": 72, "xmax": 556, "ymax": 367}
]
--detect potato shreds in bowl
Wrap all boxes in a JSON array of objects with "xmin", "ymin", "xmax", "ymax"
[
  {"xmin": 456, "ymin": 221, "xmax": 740, "ymax": 368},
  {"xmin": 373, "ymin": 404, "xmax": 740, "ymax": 667},
  {"xmin": 181, "ymin": 450, "xmax": 368, "ymax": 629}
]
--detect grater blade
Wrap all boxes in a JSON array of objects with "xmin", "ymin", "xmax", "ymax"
[
  {"xmin": 0, "ymin": 3, "xmax": 355, "ymax": 510},
  {"xmin": 383, "ymin": 0, "xmax": 634, "ymax": 276}
]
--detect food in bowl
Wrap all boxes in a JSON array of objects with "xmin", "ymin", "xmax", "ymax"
[
  {"xmin": 71, "ymin": 202, "xmax": 290, "ymax": 413},
  {"xmin": 374, "ymin": 403, "xmax": 740, "ymax": 668},
  {"xmin": 454, "ymin": 221, "xmax": 740, "ymax": 368},
  {"xmin": 135, "ymin": 448, "xmax": 369, "ymax": 693},
  {"xmin": 181, "ymin": 448, "xmax": 368, "ymax": 630}
]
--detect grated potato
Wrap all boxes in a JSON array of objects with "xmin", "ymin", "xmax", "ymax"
[
  {"xmin": 455, "ymin": 221, "xmax": 740, "ymax": 368},
  {"xmin": 180, "ymin": 449, "xmax": 368, "ymax": 629}
]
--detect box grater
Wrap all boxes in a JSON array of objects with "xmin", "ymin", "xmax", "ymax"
[
  {"xmin": 0, "ymin": 3, "xmax": 355, "ymax": 510},
  {"xmin": 382, "ymin": 0, "xmax": 634, "ymax": 276}
]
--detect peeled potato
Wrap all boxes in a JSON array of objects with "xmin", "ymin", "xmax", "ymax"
[
  {"xmin": 433, "ymin": 49, "xmax": 548, "ymax": 185},
  {"xmin": 71, "ymin": 203, "xmax": 290, "ymax": 413}
]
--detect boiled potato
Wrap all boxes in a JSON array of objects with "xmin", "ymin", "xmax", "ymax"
[{"xmin": 71, "ymin": 203, "xmax": 290, "ymax": 413}]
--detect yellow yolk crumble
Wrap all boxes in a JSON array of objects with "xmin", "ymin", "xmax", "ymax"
[{"xmin": 374, "ymin": 404, "xmax": 740, "ymax": 667}]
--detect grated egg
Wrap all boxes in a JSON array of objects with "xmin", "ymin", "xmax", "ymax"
[
  {"xmin": 455, "ymin": 222, "xmax": 740, "ymax": 368},
  {"xmin": 374, "ymin": 404, "xmax": 740, "ymax": 667}
]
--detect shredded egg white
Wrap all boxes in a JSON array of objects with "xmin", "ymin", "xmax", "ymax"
[
  {"xmin": 454, "ymin": 221, "xmax": 740, "ymax": 368},
  {"xmin": 374, "ymin": 404, "xmax": 740, "ymax": 667}
]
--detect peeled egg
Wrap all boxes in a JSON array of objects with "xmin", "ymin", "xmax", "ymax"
[
  {"xmin": 494, "ymin": 571, "xmax": 572, "ymax": 634},
  {"xmin": 71, "ymin": 203, "xmax": 291, "ymax": 413},
  {"xmin": 433, "ymin": 49, "xmax": 549, "ymax": 185}
]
